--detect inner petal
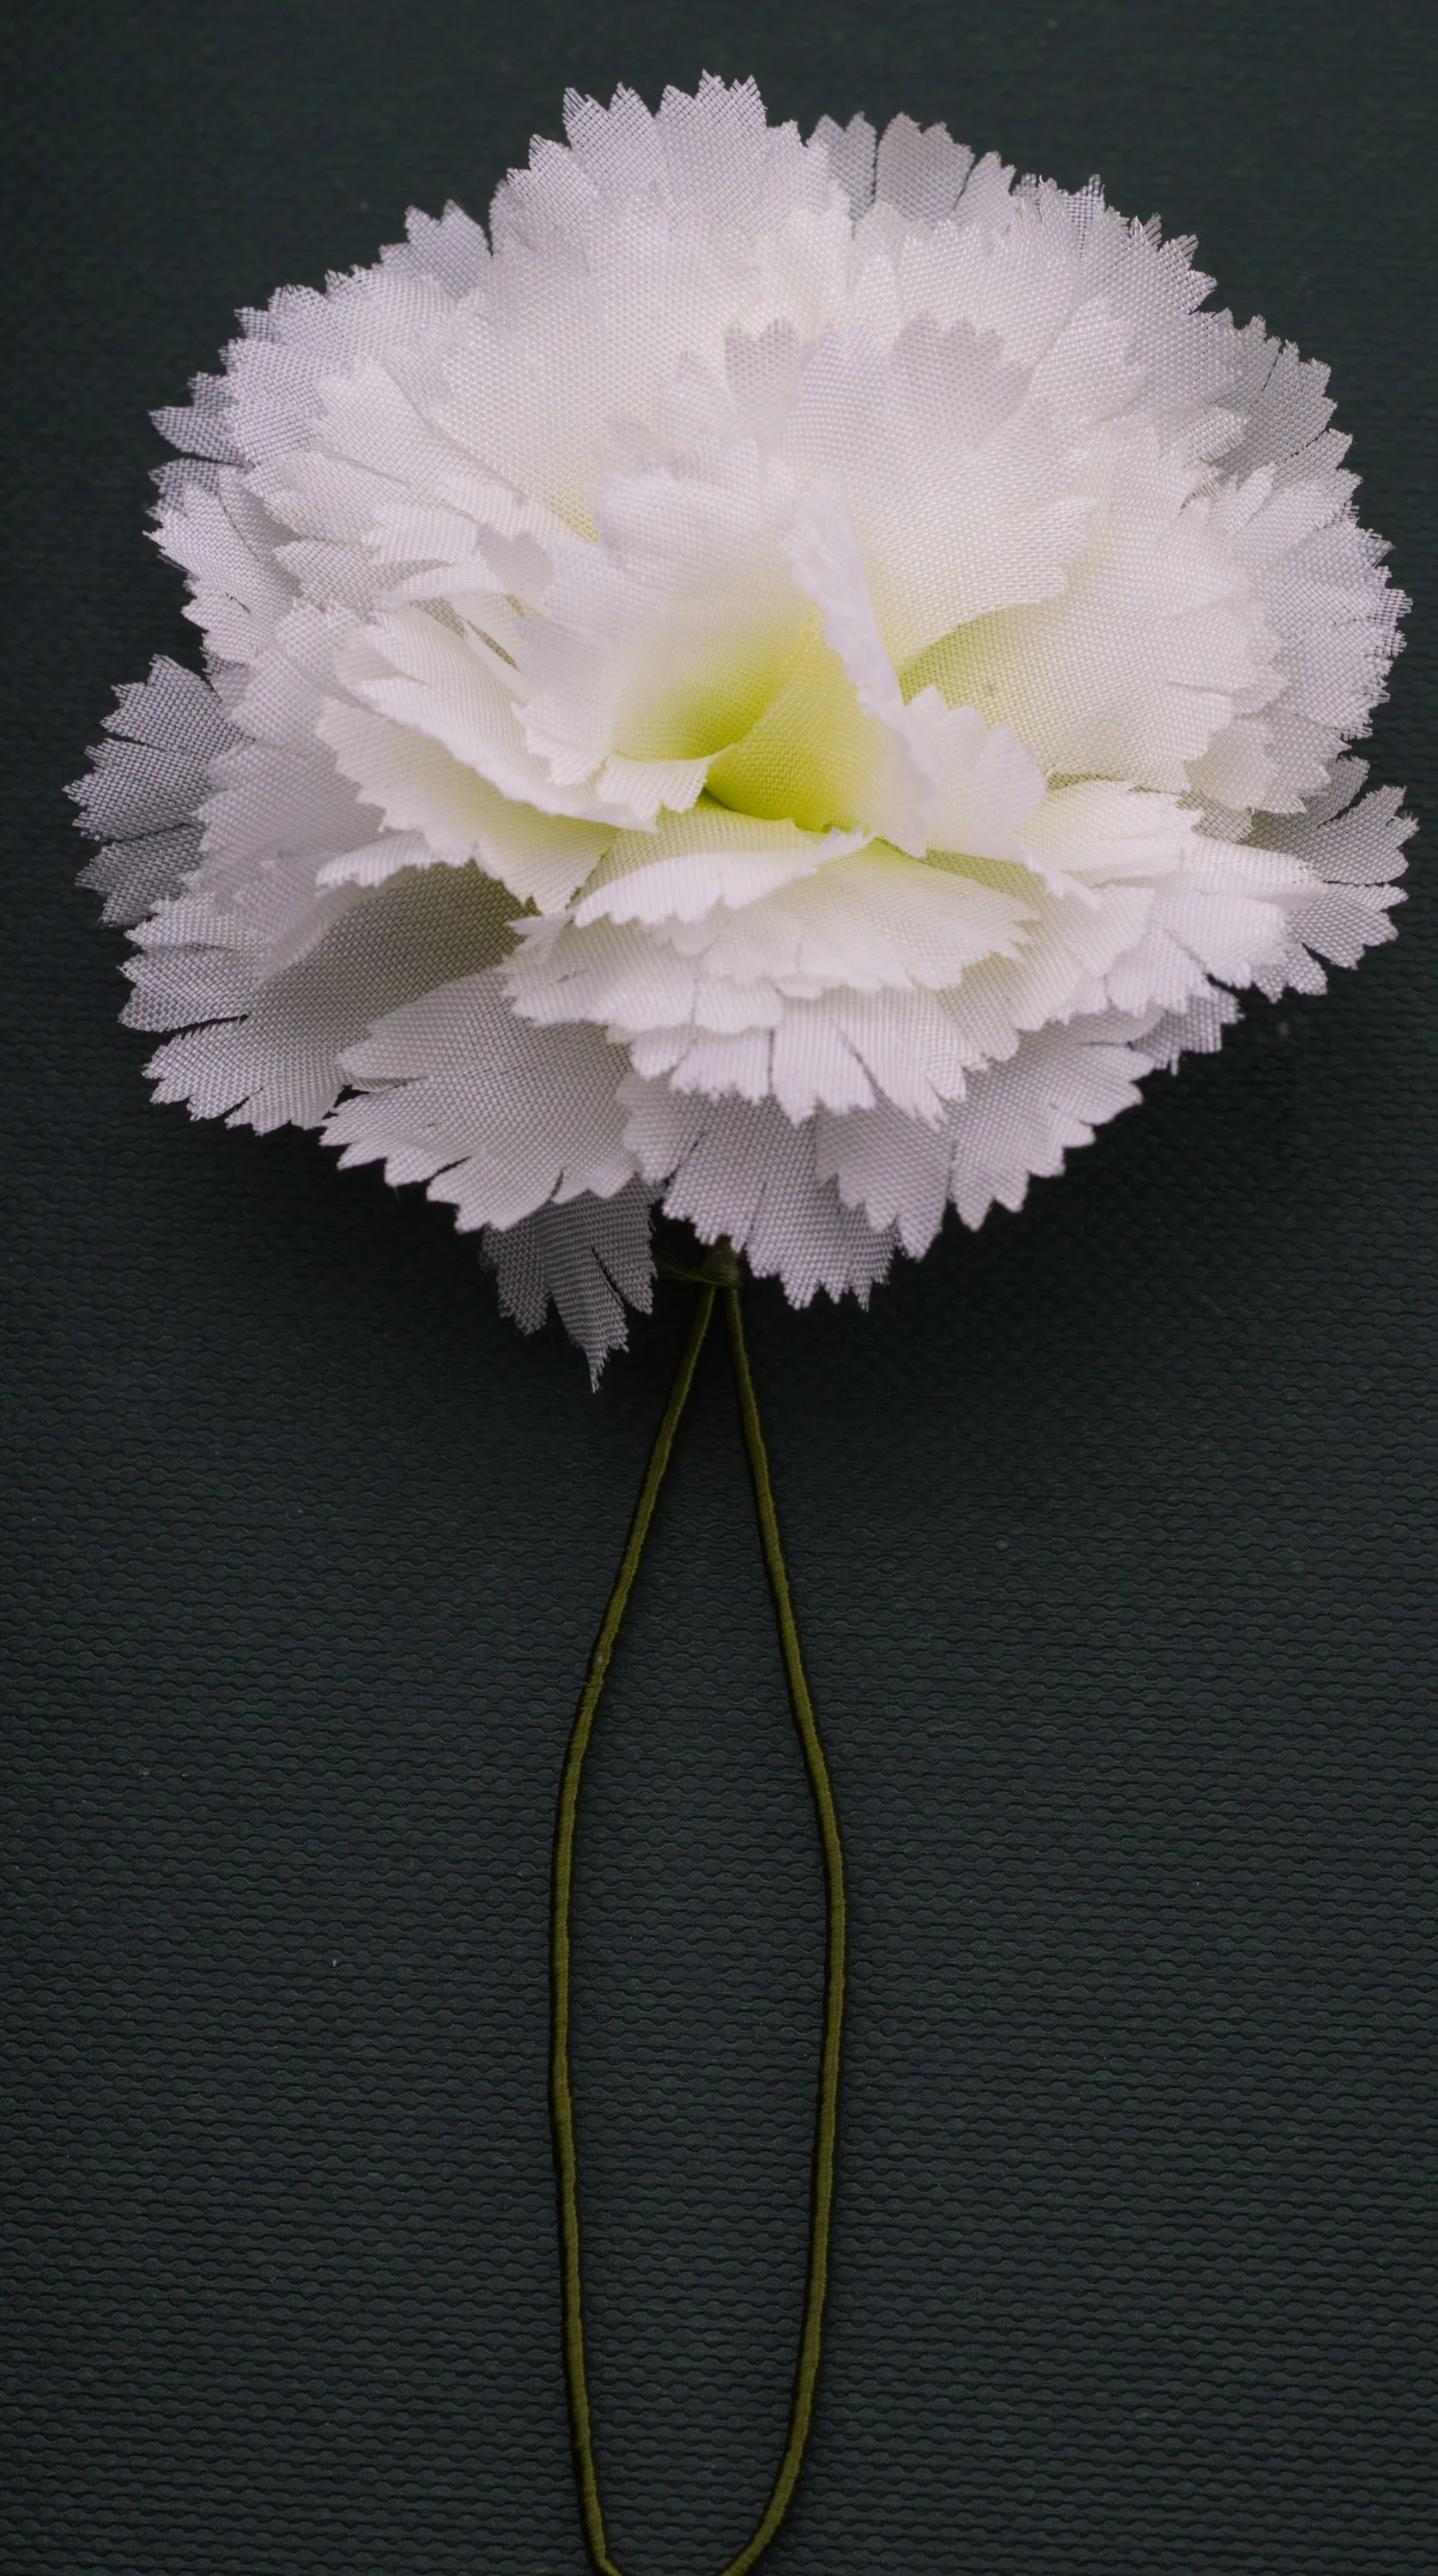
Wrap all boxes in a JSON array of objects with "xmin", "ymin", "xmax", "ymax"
[
  {"xmin": 609, "ymin": 597, "xmax": 812, "ymax": 761},
  {"xmin": 705, "ymin": 622, "xmax": 871, "ymax": 830}
]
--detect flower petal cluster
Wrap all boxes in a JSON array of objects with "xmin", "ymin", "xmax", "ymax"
[{"xmin": 74, "ymin": 78, "xmax": 1411, "ymax": 1365}]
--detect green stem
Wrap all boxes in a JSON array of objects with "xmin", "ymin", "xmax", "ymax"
[{"xmin": 549, "ymin": 1271, "xmax": 847, "ymax": 2576}]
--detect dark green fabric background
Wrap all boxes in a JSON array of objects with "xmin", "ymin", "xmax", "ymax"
[{"xmin": 3, "ymin": 3, "xmax": 1435, "ymax": 2569}]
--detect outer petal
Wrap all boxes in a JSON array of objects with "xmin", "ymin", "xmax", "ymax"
[
  {"xmin": 943, "ymin": 1012, "xmax": 1156, "ymax": 1227},
  {"xmin": 137, "ymin": 861, "xmax": 517, "ymax": 1133},
  {"xmin": 814, "ymin": 1096, "xmax": 952, "ymax": 1255},
  {"xmin": 622, "ymin": 1078, "xmax": 899, "ymax": 1305},
  {"xmin": 651, "ymin": 844, "xmax": 1028, "ymax": 993},
  {"xmin": 508, "ymin": 838, "xmax": 1030, "ymax": 1121},
  {"xmin": 155, "ymin": 466, "xmax": 297, "ymax": 665},
  {"xmin": 482, "ymin": 1181, "xmax": 657, "ymax": 1376},
  {"xmin": 70, "ymin": 659, "xmax": 238, "ymax": 926},
  {"xmin": 329, "ymin": 964, "xmax": 637, "ymax": 1224},
  {"xmin": 1243, "ymin": 759, "xmax": 1411, "ymax": 999}
]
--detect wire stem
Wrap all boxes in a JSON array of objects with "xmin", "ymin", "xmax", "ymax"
[{"xmin": 549, "ymin": 1273, "xmax": 847, "ymax": 2576}]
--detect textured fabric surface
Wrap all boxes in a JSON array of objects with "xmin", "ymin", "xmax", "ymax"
[{"xmin": 3, "ymin": 4, "xmax": 1435, "ymax": 2572}]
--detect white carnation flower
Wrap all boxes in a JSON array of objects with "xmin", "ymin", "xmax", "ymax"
[{"xmin": 75, "ymin": 76, "xmax": 1411, "ymax": 1368}]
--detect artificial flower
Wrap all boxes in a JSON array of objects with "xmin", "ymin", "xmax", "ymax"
[{"xmin": 74, "ymin": 76, "xmax": 1411, "ymax": 1366}]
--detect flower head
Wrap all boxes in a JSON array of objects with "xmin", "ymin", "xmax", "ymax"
[{"xmin": 74, "ymin": 76, "xmax": 1411, "ymax": 1366}]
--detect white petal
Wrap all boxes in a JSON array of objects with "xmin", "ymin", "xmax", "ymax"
[
  {"xmin": 516, "ymin": 444, "xmax": 814, "ymax": 809},
  {"xmin": 913, "ymin": 699, "xmax": 1048, "ymax": 864},
  {"xmin": 140, "ymin": 862, "xmax": 516, "ymax": 1133},
  {"xmin": 573, "ymin": 804, "xmax": 865, "ymax": 926},
  {"xmin": 507, "ymin": 913, "xmax": 712, "ymax": 1036},
  {"xmin": 70, "ymin": 659, "xmax": 237, "ymax": 926},
  {"xmin": 316, "ymin": 830, "xmax": 454, "ymax": 889},
  {"xmin": 622, "ymin": 1078, "xmax": 898, "ymax": 1307},
  {"xmin": 155, "ymin": 467, "xmax": 297, "ymax": 665},
  {"xmin": 909, "ymin": 422, "xmax": 1279, "ymax": 792},
  {"xmin": 330, "ymin": 966, "xmax": 636, "ymax": 1221},
  {"xmin": 778, "ymin": 477, "xmax": 937, "ymax": 852},
  {"xmin": 319, "ymin": 654, "xmax": 613, "ymax": 905},
  {"xmin": 816, "ymin": 1097, "xmax": 951, "ymax": 1255},
  {"xmin": 483, "ymin": 1180, "xmax": 656, "ymax": 1376},
  {"xmin": 659, "ymin": 844, "xmax": 1029, "ymax": 993},
  {"xmin": 780, "ymin": 323, "xmax": 1091, "ymax": 665},
  {"xmin": 944, "ymin": 1013, "xmax": 1153, "ymax": 1228},
  {"xmin": 1018, "ymin": 780, "xmax": 1191, "ymax": 883},
  {"xmin": 873, "ymin": 115, "xmax": 975, "ymax": 224},
  {"xmin": 337, "ymin": 610, "xmax": 608, "ymax": 818}
]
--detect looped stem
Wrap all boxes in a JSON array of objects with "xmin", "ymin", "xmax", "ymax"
[{"xmin": 549, "ymin": 1273, "xmax": 847, "ymax": 2576}]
